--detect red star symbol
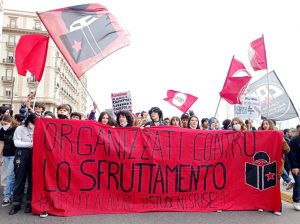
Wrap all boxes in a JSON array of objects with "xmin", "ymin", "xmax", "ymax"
[
  {"xmin": 72, "ymin": 40, "xmax": 82, "ymax": 53},
  {"xmin": 265, "ymin": 172, "xmax": 275, "ymax": 181}
]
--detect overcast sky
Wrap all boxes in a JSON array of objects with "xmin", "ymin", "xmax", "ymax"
[{"xmin": 3, "ymin": 0, "xmax": 300, "ymax": 127}]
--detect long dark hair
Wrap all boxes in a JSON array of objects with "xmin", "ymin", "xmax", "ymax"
[{"xmin": 24, "ymin": 114, "xmax": 37, "ymax": 127}]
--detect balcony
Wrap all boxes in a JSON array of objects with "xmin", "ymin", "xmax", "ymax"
[
  {"xmin": 6, "ymin": 42, "xmax": 16, "ymax": 48},
  {"xmin": 1, "ymin": 76, "xmax": 15, "ymax": 83},
  {"xmin": 2, "ymin": 58, "xmax": 15, "ymax": 64}
]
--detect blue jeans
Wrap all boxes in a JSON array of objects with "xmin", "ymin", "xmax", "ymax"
[
  {"xmin": 292, "ymin": 173, "xmax": 300, "ymax": 203},
  {"xmin": 3, "ymin": 156, "xmax": 15, "ymax": 201},
  {"xmin": 281, "ymin": 169, "xmax": 292, "ymax": 183}
]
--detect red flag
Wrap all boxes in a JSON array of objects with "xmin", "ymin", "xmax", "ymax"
[
  {"xmin": 164, "ymin": 90, "xmax": 198, "ymax": 113},
  {"xmin": 15, "ymin": 34, "xmax": 49, "ymax": 82},
  {"xmin": 219, "ymin": 57, "xmax": 252, "ymax": 104},
  {"xmin": 37, "ymin": 3, "xmax": 130, "ymax": 78},
  {"xmin": 248, "ymin": 35, "xmax": 268, "ymax": 71}
]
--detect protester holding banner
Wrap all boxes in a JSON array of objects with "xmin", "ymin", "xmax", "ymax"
[
  {"xmin": 180, "ymin": 113, "xmax": 190, "ymax": 128},
  {"xmin": 0, "ymin": 115, "xmax": 18, "ymax": 207},
  {"xmin": 98, "ymin": 111, "xmax": 115, "ymax": 126},
  {"xmin": 221, "ymin": 119, "xmax": 232, "ymax": 130},
  {"xmin": 245, "ymin": 119, "xmax": 256, "ymax": 131},
  {"xmin": 139, "ymin": 111, "xmax": 149, "ymax": 127},
  {"xmin": 131, "ymin": 113, "xmax": 140, "ymax": 127},
  {"xmin": 116, "ymin": 110, "xmax": 134, "ymax": 127},
  {"xmin": 170, "ymin": 116, "xmax": 182, "ymax": 127},
  {"xmin": 70, "ymin": 112, "xmax": 82, "ymax": 120},
  {"xmin": 208, "ymin": 117, "xmax": 220, "ymax": 130},
  {"xmin": 187, "ymin": 115, "xmax": 200, "ymax": 129},
  {"xmin": 201, "ymin": 118, "xmax": 209, "ymax": 130},
  {"xmin": 288, "ymin": 126, "xmax": 300, "ymax": 211},
  {"xmin": 260, "ymin": 119, "xmax": 290, "ymax": 215},
  {"xmin": 56, "ymin": 104, "xmax": 71, "ymax": 119},
  {"xmin": 9, "ymin": 114, "xmax": 37, "ymax": 215},
  {"xmin": 144, "ymin": 107, "xmax": 166, "ymax": 127},
  {"xmin": 230, "ymin": 117, "xmax": 246, "ymax": 131}
]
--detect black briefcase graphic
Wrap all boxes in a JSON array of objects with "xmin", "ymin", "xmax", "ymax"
[
  {"xmin": 245, "ymin": 151, "xmax": 277, "ymax": 190},
  {"xmin": 60, "ymin": 14, "xmax": 118, "ymax": 64}
]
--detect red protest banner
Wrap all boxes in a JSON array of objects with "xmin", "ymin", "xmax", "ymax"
[{"xmin": 32, "ymin": 119, "xmax": 282, "ymax": 216}]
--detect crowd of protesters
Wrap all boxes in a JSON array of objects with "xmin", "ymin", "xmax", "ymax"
[{"xmin": 0, "ymin": 94, "xmax": 300, "ymax": 218}]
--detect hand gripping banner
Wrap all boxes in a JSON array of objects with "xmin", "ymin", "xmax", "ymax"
[{"xmin": 32, "ymin": 119, "xmax": 282, "ymax": 216}]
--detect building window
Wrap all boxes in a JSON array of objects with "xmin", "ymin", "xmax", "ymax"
[
  {"xmin": 35, "ymin": 21, "xmax": 41, "ymax": 30},
  {"xmin": 8, "ymin": 35, "xmax": 15, "ymax": 46},
  {"xmin": 9, "ymin": 18, "xmax": 17, "ymax": 28},
  {"xmin": 5, "ymin": 88, "xmax": 12, "ymax": 98},
  {"xmin": 6, "ymin": 69, "xmax": 13, "ymax": 80},
  {"xmin": 7, "ymin": 52, "xmax": 14, "ymax": 63}
]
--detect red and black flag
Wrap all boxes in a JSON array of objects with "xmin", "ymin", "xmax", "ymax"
[{"xmin": 37, "ymin": 3, "xmax": 130, "ymax": 78}]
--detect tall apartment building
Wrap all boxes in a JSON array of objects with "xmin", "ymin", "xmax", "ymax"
[
  {"xmin": 0, "ymin": 0, "xmax": 3, "ymax": 47},
  {"xmin": 0, "ymin": 9, "xmax": 87, "ymax": 116}
]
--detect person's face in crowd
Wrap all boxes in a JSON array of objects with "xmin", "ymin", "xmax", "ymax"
[
  {"xmin": 286, "ymin": 130, "xmax": 292, "ymax": 138},
  {"xmin": 101, "ymin": 114, "xmax": 109, "ymax": 125},
  {"xmin": 181, "ymin": 118, "xmax": 189, "ymax": 128},
  {"xmin": 35, "ymin": 106, "xmax": 44, "ymax": 114},
  {"xmin": 189, "ymin": 117, "xmax": 199, "ymax": 129},
  {"xmin": 142, "ymin": 112, "xmax": 147, "ymax": 120},
  {"xmin": 210, "ymin": 122, "xmax": 217, "ymax": 130},
  {"xmin": 202, "ymin": 120, "xmax": 209, "ymax": 129},
  {"xmin": 232, "ymin": 119, "xmax": 241, "ymax": 131},
  {"xmin": 1, "ymin": 120, "xmax": 11, "ymax": 131},
  {"xmin": 119, "ymin": 115, "xmax": 127, "ymax": 126},
  {"xmin": 171, "ymin": 118, "xmax": 180, "ymax": 127},
  {"xmin": 164, "ymin": 118, "xmax": 170, "ymax": 125},
  {"xmin": 262, "ymin": 121, "xmax": 270, "ymax": 130},
  {"xmin": 57, "ymin": 108, "xmax": 69, "ymax": 116},
  {"xmin": 150, "ymin": 112, "xmax": 159, "ymax": 122},
  {"xmin": 71, "ymin": 115, "xmax": 80, "ymax": 120}
]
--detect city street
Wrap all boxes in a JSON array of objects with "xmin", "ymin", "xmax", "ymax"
[{"xmin": 0, "ymin": 186, "xmax": 299, "ymax": 224}]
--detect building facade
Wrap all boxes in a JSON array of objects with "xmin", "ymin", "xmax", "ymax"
[{"xmin": 0, "ymin": 9, "xmax": 87, "ymax": 116}]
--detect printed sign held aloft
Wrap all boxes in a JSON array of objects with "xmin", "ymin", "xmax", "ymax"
[
  {"xmin": 111, "ymin": 91, "xmax": 132, "ymax": 114},
  {"xmin": 234, "ymin": 95, "xmax": 261, "ymax": 120}
]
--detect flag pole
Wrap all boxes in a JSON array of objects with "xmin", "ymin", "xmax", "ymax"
[
  {"xmin": 77, "ymin": 75, "xmax": 101, "ymax": 115},
  {"xmin": 262, "ymin": 34, "xmax": 270, "ymax": 119},
  {"xmin": 214, "ymin": 97, "xmax": 222, "ymax": 118},
  {"xmin": 266, "ymin": 68, "xmax": 270, "ymax": 118},
  {"xmin": 32, "ymin": 80, "xmax": 40, "ymax": 110}
]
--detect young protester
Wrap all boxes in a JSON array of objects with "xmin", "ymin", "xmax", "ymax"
[
  {"xmin": 0, "ymin": 115, "xmax": 18, "ymax": 207},
  {"xmin": 230, "ymin": 117, "xmax": 246, "ymax": 131},
  {"xmin": 56, "ymin": 104, "xmax": 71, "ymax": 119},
  {"xmin": 288, "ymin": 125, "xmax": 300, "ymax": 211},
  {"xmin": 144, "ymin": 107, "xmax": 166, "ymax": 127},
  {"xmin": 116, "ymin": 110, "xmax": 133, "ymax": 127},
  {"xmin": 260, "ymin": 119, "xmax": 290, "ymax": 216},
  {"xmin": 170, "ymin": 116, "xmax": 182, "ymax": 127},
  {"xmin": 187, "ymin": 115, "xmax": 200, "ymax": 129},
  {"xmin": 70, "ymin": 112, "xmax": 82, "ymax": 120},
  {"xmin": 9, "ymin": 114, "xmax": 37, "ymax": 215}
]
